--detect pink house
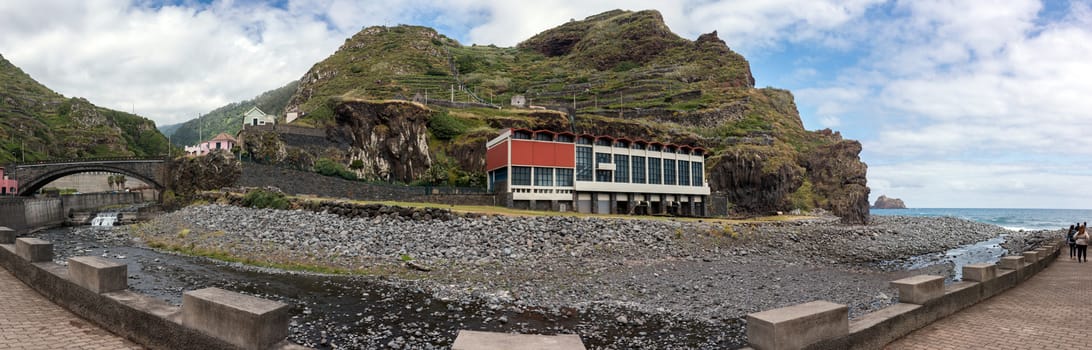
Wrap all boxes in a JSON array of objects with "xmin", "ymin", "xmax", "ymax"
[
  {"xmin": 0, "ymin": 167, "xmax": 17, "ymax": 196},
  {"xmin": 184, "ymin": 133, "xmax": 238, "ymax": 156}
]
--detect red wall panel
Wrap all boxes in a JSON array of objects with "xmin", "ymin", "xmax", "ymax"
[
  {"xmin": 486, "ymin": 141, "xmax": 509, "ymax": 171},
  {"xmin": 510, "ymin": 140, "xmax": 574, "ymax": 168}
]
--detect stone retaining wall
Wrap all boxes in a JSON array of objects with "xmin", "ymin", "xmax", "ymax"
[
  {"xmin": 745, "ymin": 237, "xmax": 1063, "ymax": 350},
  {"xmin": 201, "ymin": 191, "xmax": 464, "ymax": 221},
  {"xmin": 0, "ymin": 231, "xmax": 308, "ymax": 350}
]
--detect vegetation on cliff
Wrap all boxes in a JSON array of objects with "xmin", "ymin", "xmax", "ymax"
[
  {"xmin": 265, "ymin": 9, "xmax": 869, "ymax": 222},
  {"xmin": 165, "ymin": 80, "xmax": 299, "ymax": 146},
  {"xmin": 0, "ymin": 54, "xmax": 171, "ymax": 163}
]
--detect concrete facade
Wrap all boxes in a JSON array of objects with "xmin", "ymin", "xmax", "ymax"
[
  {"xmin": 182, "ymin": 288, "xmax": 290, "ymax": 350},
  {"xmin": 68, "ymin": 256, "xmax": 128, "ymax": 293},
  {"xmin": 0, "ymin": 167, "xmax": 17, "ymax": 196},
  {"xmin": 452, "ymin": 330, "xmax": 586, "ymax": 350},
  {"xmin": 486, "ymin": 128, "xmax": 712, "ymax": 216}
]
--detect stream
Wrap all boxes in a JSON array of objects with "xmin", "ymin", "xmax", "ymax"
[{"xmin": 34, "ymin": 226, "xmax": 732, "ymax": 349}]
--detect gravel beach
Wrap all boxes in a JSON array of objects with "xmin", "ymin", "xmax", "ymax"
[{"xmin": 105, "ymin": 202, "xmax": 1056, "ymax": 348}]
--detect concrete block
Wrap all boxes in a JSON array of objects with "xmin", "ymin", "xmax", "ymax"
[
  {"xmin": 452, "ymin": 330, "xmax": 587, "ymax": 350},
  {"xmin": 746, "ymin": 300, "xmax": 848, "ymax": 350},
  {"xmin": 1022, "ymin": 251, "xmax": 1039, "ymax": 263},
  {"xmin": 982, "ymin": 269, "xmax": 1016, "ymax": 298},
  {"xmin": 15, "ymin": 237, "xmax": 52, "ymax": 262},
  {"xmin": 0, "ymin": 226, "xmax": 15, "ymax": 244},
  {"xmin": 891, "ymin": 275, "xmax": 945, "ymax": 305},
  {"xmin": 68, "ymin": 256, "xmax": 128, "ymax": 293},
  {"xmin": 998, "ymin": 256, "xmax": 1024, "ymax": 270},
  {"xmin": 962, "ymin": 263, "xmax": 996, "ymax": 282},
  {"xmin": 182, "ymin": 287, "xmax": 290, "ymax": 350}
]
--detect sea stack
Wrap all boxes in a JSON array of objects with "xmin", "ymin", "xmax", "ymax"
[{"xmin": 872, "ymin": 195, "xmax": 907, "ymax": 209}]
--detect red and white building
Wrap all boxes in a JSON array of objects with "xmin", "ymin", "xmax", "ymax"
[
  {"xmin": 0, "ymin": 167, "xmax": 17, "ymax": 196},
  {"xmin": 486, "ymin": 128, "xmax": 711, "ymax": 216}
]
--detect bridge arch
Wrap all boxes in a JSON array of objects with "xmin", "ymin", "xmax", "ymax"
[{"xmin": 15, "ymin": 162, "xmax": 165, "ymax": 197}]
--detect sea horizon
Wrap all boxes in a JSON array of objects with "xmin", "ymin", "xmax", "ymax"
[{"xmin": 870, "ymin": 207, "xmax": 1091, "ymax": 232}]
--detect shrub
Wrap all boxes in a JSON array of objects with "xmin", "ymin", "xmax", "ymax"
[
  {"xmin": 314, "ymin": 158, "xmax": 357, "ymax": 180},
  {"xmin": 428, "ymin": 112, "xmax": 468, "ymax": 140},
  {"xmin": 349, "ymin": 159, "xmax": 365, "ymax": 170},
  {"xmin": 242, "ymin": 189, "xmax": 289, "ymax": 210}
]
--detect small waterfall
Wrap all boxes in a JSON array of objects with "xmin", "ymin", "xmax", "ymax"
[{"xmin": 91, "ymin": 212, "xmax": 119, "ymax": 227}]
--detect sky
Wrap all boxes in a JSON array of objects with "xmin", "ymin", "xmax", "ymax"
[{"xmin": 2, "ymin": 0, "xmax": 1091, "ymax": 209}]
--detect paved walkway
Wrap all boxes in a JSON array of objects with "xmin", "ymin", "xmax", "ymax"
[
  {"xmin": 886, "ymin": 246, "xmax": 1092, "ymax": 349},
  {"xmin": 0, "ymin": 268, "xmax": 142, "ymax": 350}
]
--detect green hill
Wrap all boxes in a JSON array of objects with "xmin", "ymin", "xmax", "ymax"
[
  {"xmin": 169, "ymin": 80, "xmax": 298, "ymax": 146},
  {"xmin": 0, "ymin": 53, "xmax": 170, "ymax": 163}
]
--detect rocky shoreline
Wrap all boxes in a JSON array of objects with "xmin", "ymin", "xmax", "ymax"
[{"xmin": 109, "ymin": 203, "xmax": 1057, "ymax": 348}]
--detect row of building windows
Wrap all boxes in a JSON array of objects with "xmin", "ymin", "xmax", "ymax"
[
  {"xmin": 511, "ymin": 167, "xmax": 575, "ymax": 187},
  {"xmin": 520, "ymin": 149, "xmax": 703, "ymax": 188}
]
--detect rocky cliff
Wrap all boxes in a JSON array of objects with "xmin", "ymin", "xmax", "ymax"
[
  {"xmin": 872, "ymin": 195, "xmax": 907, "ymax": 209},
  {"xmin": 276, "ymin": 9, "xmax": 870, "ymax": 222}
]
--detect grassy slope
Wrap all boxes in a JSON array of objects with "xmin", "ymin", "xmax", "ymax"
[{"xmin": 0, "ymin": 54, "xmax": 170, "ymax": 163}]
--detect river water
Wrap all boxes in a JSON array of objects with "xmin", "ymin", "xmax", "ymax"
[{"xmin": 34, "ymin": 226, "xmax": 734, "ymax": 349}]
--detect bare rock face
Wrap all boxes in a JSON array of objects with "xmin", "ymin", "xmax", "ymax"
[
  {"xmin": 333, "ymin": 100, "xmax": 432, "ymax": 183},
  {"xmin": 872, "ymin": 195, "xmax": 907, "ymax": 209},
  {"xmin": 163, "ymin": 150, "xmax": 242, "ymax": 195},
  {"xmin": 803, "ymin": 140, "xmax": 871, "ymax": 224},
  {"xmin": 706, "ymin": 147, "xmax": 804, "ymax": 215}
]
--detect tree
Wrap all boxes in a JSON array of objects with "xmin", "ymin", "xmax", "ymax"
[
  {"xmin": 116, "ymin": 175, "xmax": 127, "ymax": 190},
  {"xmin": 107, "ymin": 175, "xmax": 116, "ymax": 190}
]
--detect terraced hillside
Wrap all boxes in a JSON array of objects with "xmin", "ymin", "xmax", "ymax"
[{"xmin": 273, "ymin": 9, "xmax": 870, "ymax": 222}]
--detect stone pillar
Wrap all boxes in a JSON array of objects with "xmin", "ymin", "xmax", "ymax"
[
  {"xmin": 747, "ymin": 301, "xmax": 849, "ymax": 350},
  {"xmin": 591, "ymin": 193, "xmax": 599, "ymax": 214},
  {"xmin": 68, "ymin": 256, "xmax": 128, "ymax": 293},
  {"xmin": 0, "ymin": 226, "xmax": 15, "ymax": 244},
  {"xmin": 890, "ymin": 275, "xmax": 945, "ymax": 304},
  {"xmin": 182, "ymin": 288, "xmax": 290, "ymax": 350},
  {"xmin": 609, "ymin": 193, "xmax": 617, "ymax": 215},
  {"xmin": 15, "ymin": 237, "xmax": 52, "ymax": 262}
]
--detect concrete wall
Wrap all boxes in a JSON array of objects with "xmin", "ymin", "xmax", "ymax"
[
  {"xmin": 0, "ymin": 239, "xmax": 306, "ymax": 350},
  {"xmin": 61, "ymin": 192, "xmax": 144, "ymax": 214},
  {"xmin": 745, "ymin": 238, "xmax": 1064, "ymax": 350},
  {"xmin": 0, "ymin": 193, "xmax": 146, "ymax": 233}
]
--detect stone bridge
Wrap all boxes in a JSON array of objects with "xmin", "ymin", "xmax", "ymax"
[{"xmin": 4, "ymin": 157, "xmax": 167, "ymax": 196}]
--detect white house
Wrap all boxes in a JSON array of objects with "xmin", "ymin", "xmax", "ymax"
[
  {"xmin": 243, "ymin": 106, "xmax": 275, "ymax": 127},
  {"xmin": 285, "ymin": 105, "xmax": 300, "ymax": 124}
]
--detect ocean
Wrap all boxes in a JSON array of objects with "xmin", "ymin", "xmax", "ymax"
[{"xmin": 870, "ymin": 208, "xmax": 1092, "ymax": 231}]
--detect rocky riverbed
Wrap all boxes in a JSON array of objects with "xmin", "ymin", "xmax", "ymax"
[{"xmin": 92, "ymin": 203, "xmax": 1054, "ymax": 349}]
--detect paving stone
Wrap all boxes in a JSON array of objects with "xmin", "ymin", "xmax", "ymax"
[
  {"xmin": 887, "ymin": 246, "xmax": 1092, "ymax": 349},
  {"xmin": 0, "ymin": 268, "xmax": 142, "ymax": 349}
]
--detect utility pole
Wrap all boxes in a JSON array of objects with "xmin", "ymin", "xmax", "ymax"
[
  {"xmin": 450, "ymin": 84, "xmax": 454, "ymax": 103},
  {"xmin": 618, "ymin": 91, "xmax": 623, "ymax": 118},
  {"xmin": 21, "ymin": 140, "xmax": 25, "ymax": 162}
]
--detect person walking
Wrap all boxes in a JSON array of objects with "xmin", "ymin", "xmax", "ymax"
[
  {"xmin": 1075, "ymin": 224, "xmax": 1089, "ymax": 263},
  {"xmin": 1068, "ymin": 224, "xmax": 1078, "ymax": 260}
]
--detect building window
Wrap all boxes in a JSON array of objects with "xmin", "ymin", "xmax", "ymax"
[
  {"xmin": 595, "ymin": 138, "xmax": 612, "ymax": 146},
  {"xmin": 692, "ymin": 161, "xmax": 703, "ymax": 186},
  {"xmin": 512, "ymin": 166, "xmax": 531, "ymax": 186},
  {"xmin": 614, "ymin": 154, "xmax": 629, "ymax": 183},
  {"xmin": 649, "ymin": 144, "xmax": 661, "ymax": 152},
  {"xmin": 578, "ymin": 136, "xmax": 593, "ymax": 145},
  {"xmin": 664, "ymin": 159, "xmax": 676, "ymax": 185},
  {"xmin": 614, "ymin": 140, "xmax": 629, "ymax": 148},
  {"xmin": 557, "ymin": 134, "xmax": 574, "ymax": 143},
  {"xmin": 648, "ymin": 157, "xmax": 661, "ymax": 184},
  {"xmin": 216, "ymin": 142, "xmax": 222, "ymax": 149},
  {"xmin": 678, "ymin": 160, "xmax": 691, "ymax": 186},
  {"xmin": 534, "ymin": 167, "xmax": 553, "ymax": 186},
  {"xmin": 596, "ymin": 152, "xmax": 612, "ymax": 182},
  {"xmin": 534, "ymin": 133, "xmax": 553, "ymax": 141},
  {"xmin": 633, "ymin": 143, "xmax": 645, "ymax": 150},
  {"xmin": 513, "ymin": 130, "xmax": 532, "ymax": 139},
  {"xmin": 631, "ymin": 156, "xmax": 646, "ymax": 184},
  {"xmin": 490, "ymin": 168, "xmax": 508, "ymax": 191},
  {"xmin": 556, "ymin": 169, "xmax": 574, "ymax": 187},
  {"xmin": 576, "ymin": 146, "xmax": 593, "ymax": 181}
]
